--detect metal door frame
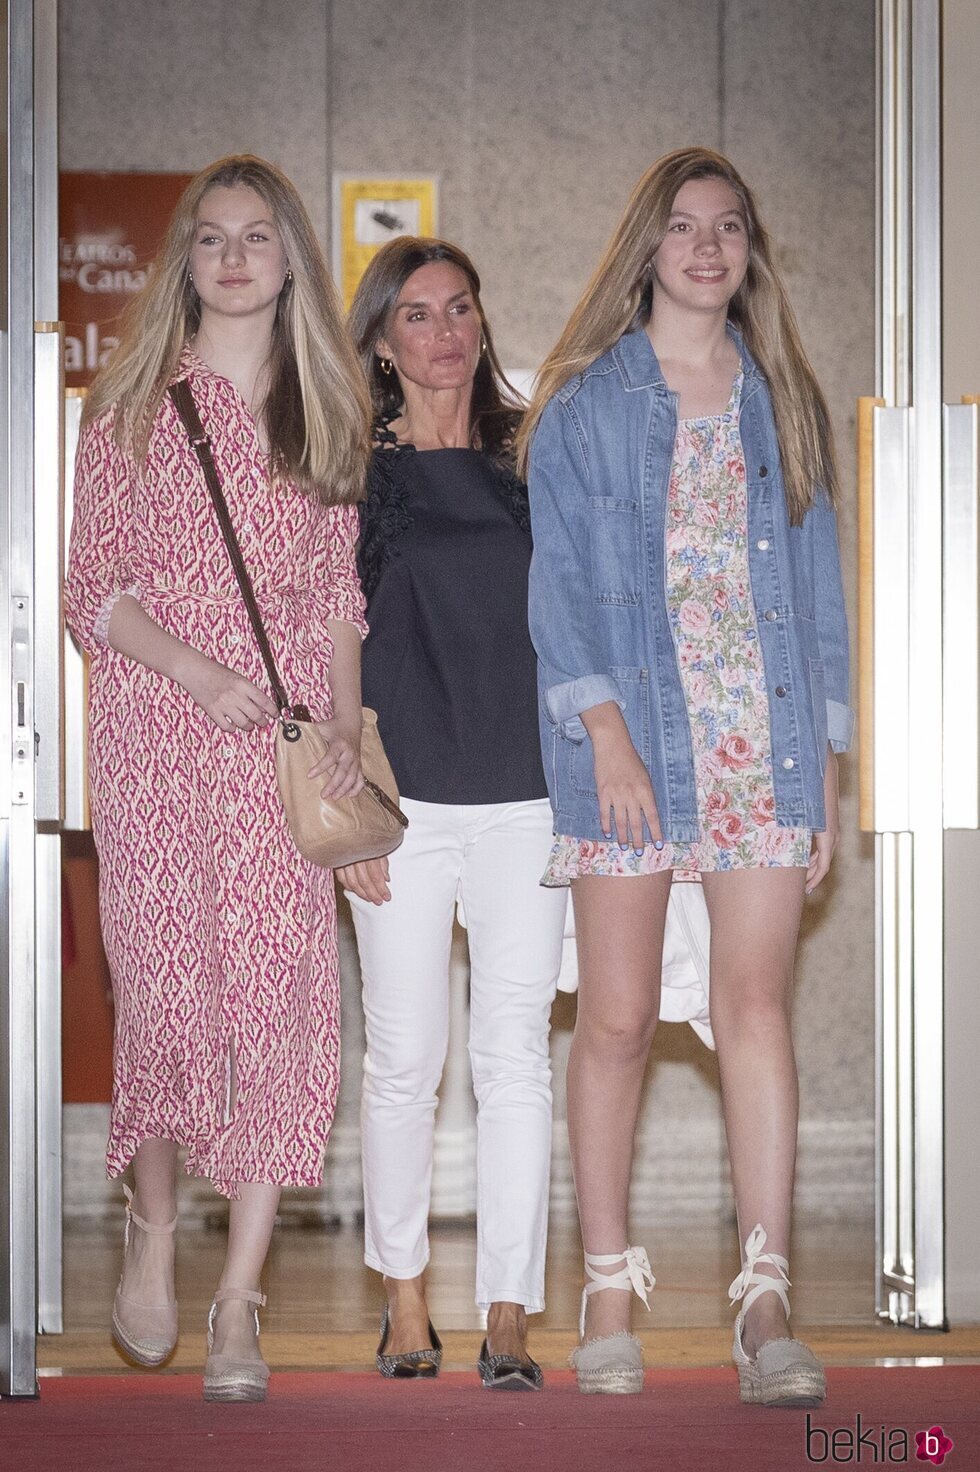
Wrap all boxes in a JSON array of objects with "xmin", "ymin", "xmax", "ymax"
[
  {"xmin": 2, "ymin": 0, "xmax": 60, "ymax": 1396},
  {"xmin": 34, "ymin": 0, "xmax": 62, "ymax": 1338},
  {"xmin": 2, "ymin": 0, "xmax": 40, "ymax": 1398},
  {"xmin": 870, "ymin": 0, "xmax": 948, "ymax": 1329}
]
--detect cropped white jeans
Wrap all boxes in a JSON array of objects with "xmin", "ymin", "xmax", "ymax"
[{"xmin": 347, "ymin": 796, "xmax": 565, "ymax": 1313}]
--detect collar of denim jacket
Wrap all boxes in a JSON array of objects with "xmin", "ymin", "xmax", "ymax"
[{"xmin": 612, "ymin": 322, "xmax": 763, "ymax": 393}]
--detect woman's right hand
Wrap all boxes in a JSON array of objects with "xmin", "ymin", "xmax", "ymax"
[
  {"xmin": 585, "ymin": 703, "xmax": 662, "ymax": 851},
  {"xmin": 337, "ymin": 857, "xmax": 392, "ymax": 905},
  {"xmin": 179, "ymin": 651, "xmax": 279, "ymax": 732}
]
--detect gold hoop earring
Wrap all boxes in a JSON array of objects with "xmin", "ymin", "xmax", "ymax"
[{"xmin": 379, "ymin": 358, "xmax": 393, "ymax": 376}]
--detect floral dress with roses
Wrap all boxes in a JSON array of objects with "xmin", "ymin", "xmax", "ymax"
[{"xmin": 543, "ymin": 370, "xmax": 812, "ymax": 884}]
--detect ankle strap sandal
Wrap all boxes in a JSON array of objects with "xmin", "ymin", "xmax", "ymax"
[
  {"xmin": 204, "ymin": 1288, "xmax": 270, "ymax": 1404},
  {"xmin": 111, "ymin": 1184, "xmax": 178, "ymax": 1368}
]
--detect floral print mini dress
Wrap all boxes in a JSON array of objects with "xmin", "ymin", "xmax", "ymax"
[{"xmin": 543, "ymin": 370, "xmax": 812, "ymax": 884}]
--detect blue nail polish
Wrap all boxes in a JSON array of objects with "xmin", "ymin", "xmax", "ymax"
[
  {"xmin": 619, "ymin": 843, "xmax": 629, "ymax": 852},
  {"xmin": 654, "ymin": 840, "xmax": 665, "ymax": 851}
]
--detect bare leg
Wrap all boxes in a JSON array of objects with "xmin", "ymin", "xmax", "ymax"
[
  {"xmin": 120, "ymin": 1137, "xmax": 179, "ymax": 1307},
  {"xmin": 701, "ymin": 867, "xmax": 806, "ymax": 1358},
  {"xmin": 210, "ymin": 1182, "xmax": 282, "ymax": 1360},
  {"xmin": 486, "ymin": 1301, "xmax": 528, "ymax": 1360},
  {"xmin": 383, "ymin": 1278, "xmax": 531, "ymax": 1366},
  {"xmin": 382, "ymin": 1272, "xmax": 433, "ymax": 1354},
  {"xmin": 568, "ymin": 872, "xmax": 672, "ymax": 1340}
]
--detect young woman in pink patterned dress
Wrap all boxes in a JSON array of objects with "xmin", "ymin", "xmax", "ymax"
[
  {"xmin": 65, "ymin": 156, "xmax": 371, "ymax": 1401},
  {"xmin": 520, "ymin": 149, "xmax": 852, "ymax": 1404}
]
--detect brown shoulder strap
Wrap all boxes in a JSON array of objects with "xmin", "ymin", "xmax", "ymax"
[{"xmin": 168, "ymin": 378, "xmax": 304, "ymax": 718}]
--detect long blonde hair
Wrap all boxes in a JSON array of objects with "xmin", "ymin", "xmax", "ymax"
[
  {"xmin": 83, "ymin": 155, "xmax": 371, "ymax": 504},
  {"xmin": 517, "ymin": 147, "xmax": 837, "ymax": 523}
]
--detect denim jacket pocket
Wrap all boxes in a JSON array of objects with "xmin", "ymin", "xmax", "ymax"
[
  {"xmin": 589, "ymin": 497, "xmax": 641, "ymax": 606},
  {"xmin": 808, "ymin": 657, "xmax": 829, "ymax": 760},
  {"xmin": 568, "ymin": 666, "xmax": 651, "ymax": 797}
]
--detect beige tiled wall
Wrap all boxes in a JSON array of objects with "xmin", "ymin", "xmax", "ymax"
[{"xmin": 60, "ymin": 0, "xmax": 876, "ymax": 1223}]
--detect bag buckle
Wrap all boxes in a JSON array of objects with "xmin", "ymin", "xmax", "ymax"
[{"xmin": 280, "ymin": 701, "xmax": 311, "ymax": 742}]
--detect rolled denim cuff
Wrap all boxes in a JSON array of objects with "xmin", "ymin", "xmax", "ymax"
[
  {"xmin": 827, "ymin": 699, "xmax": 855, "ymax": 754},
  {"xmin": 544, "ymin": 673, "xmax": 624, "ymax": 741}
]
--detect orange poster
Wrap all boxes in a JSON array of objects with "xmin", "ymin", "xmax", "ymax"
[{"xmin": 59, "ymin": 171, "xmax": 193, "ymax": 388}]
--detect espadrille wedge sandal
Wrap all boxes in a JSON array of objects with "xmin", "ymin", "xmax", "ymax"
[
  {"xmin": 111, "ymin": 1184, "xmax": 178, "ymax": 1367},
  {"xmin": 570, "ymin": 1245, "xmax": 655, "ymax": 1395},
  {"xmin": 729, "ymin": 1224, "xmax": 826, "ymax": 1408},
  {"xmin": 203, "ymin": 1288, "xmax": 270, "ymax": 1403}
]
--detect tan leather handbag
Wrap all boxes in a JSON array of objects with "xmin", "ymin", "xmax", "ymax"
[
  {"xmin": 169, "ymin": 379, "xmax": 408, "ymax": 870},
  {"xmin": 275, "ymin": 706, "xmax": 406, "ymax": 867}
]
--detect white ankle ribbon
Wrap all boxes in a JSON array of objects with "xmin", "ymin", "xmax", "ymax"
[
  {"xmin": 580, "ymin": 1245, "xmax": 656, "ymax": 1339},
  {"xmin": 727, "ymin": 1223, "xmax": 792, "ymax": 1309},
  {"xmin": 622, "ymin": 1245, "xmax": 656, "ymax": 1310},
  {"xmin": 584, "ymin": 1244, "xmax": 656, "ymax": 1311}
]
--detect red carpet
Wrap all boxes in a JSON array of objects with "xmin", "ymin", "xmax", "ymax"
[{"xmin": 2, "ymin": 1367, "xmax": 977, "ymax": 1472}]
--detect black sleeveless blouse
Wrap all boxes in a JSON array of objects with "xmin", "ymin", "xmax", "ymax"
[{"xmin": 358, "ymin": 429, "xmax": 547, "ymax": 805}]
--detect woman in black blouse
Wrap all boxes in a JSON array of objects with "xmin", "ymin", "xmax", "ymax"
[{"xmin": 342, "ymin": 239, "xmax": 566, "ymax": 1389}]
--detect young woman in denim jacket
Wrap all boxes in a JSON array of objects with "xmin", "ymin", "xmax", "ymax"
[{"xmin": 519, "ymin": 148, "xmax": 853, "ymax": 1404}]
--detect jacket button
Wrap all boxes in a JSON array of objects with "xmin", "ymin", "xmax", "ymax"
[
  {"xmin": 765, "ymin": 609, "xmax": 777, "ymax": 621},
  {"xmin": 759, "ymin": 465, "xmax": 768, "ymax": 478},
  {"xmin": 757, "ymin": 538, "xmax": 770, "ymax": 551},
  {"xmin": 782, "ymin": 757, "xmax": 795, "ymax": 769},
  {"xmin": 775, "ymin": 686, "xmax": 787, "ymax": 698}
]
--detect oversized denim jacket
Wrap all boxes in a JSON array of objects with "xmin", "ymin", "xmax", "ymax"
[{"xmin": 527, "ymin": 326, "xmax": 854, "ymax": 843}]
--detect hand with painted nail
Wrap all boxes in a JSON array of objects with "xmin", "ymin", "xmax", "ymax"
[{"xmin": 580, "ymin": 700, "xmax": 662, "ymax": 852}]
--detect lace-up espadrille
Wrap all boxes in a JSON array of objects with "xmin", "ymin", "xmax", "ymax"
[
  {"xmin": 111, "ymin": 1184, "xmax": 178, "ymax": 1367},
  {"xmin": 729, "ymin": 1224, "xmax": 826, "ymax": 1408},
  {"xmin": 570, "ymin": 1245, "xmax": 655, "ymax": 1394}
]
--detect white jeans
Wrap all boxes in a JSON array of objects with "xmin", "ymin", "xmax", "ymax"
[{"xmin": 348, "ymin": 796, "xmax": 565, "ymax": 1312}]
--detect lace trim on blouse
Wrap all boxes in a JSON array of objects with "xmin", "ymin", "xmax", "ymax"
[{"xmin": 357, "ymin": 415, "xmax": 530, "ymax": 601}]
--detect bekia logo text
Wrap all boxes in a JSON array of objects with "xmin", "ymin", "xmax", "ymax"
[{"xmin": 806, "ymin": 1414, "xmax": 954, "ymax": 1464}]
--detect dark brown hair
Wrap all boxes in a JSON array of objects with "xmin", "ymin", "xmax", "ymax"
[{"xmin": 348, "ymin": 236, "xmax": 523, "ymax": 461}]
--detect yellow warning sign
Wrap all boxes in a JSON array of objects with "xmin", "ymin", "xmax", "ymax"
[{"xmin": 333, "ymin": 176, "xmax": 439, "ymax": 309}]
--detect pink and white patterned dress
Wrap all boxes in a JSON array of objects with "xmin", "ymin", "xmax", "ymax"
[
  {"xmin": 65, "ymin": 350, "xmax": 367, "ymax": 1197},
  {"xmin": 543, "ymin": 371, "xmax": 811, "ymax": 884}
]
